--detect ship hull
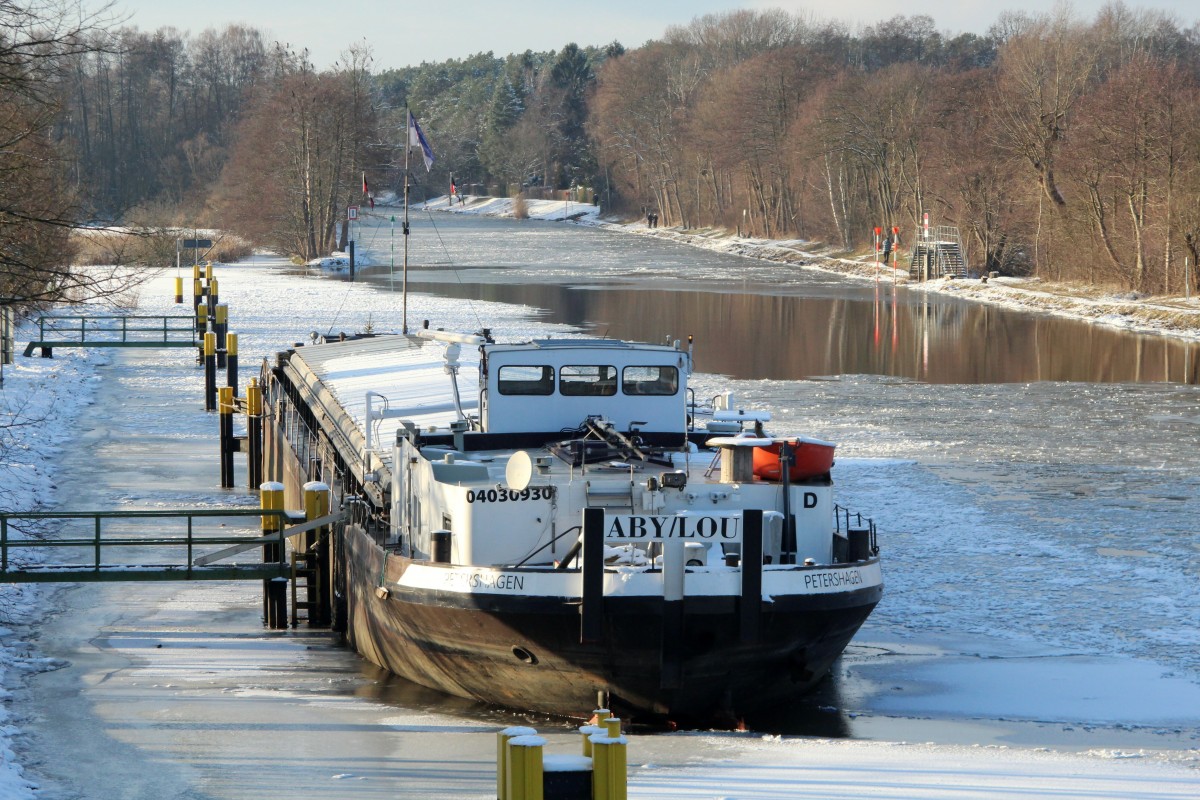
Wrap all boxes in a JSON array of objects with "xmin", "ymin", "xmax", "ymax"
[{"xmin": 342, "ymin": 525, "xmax": 881, "ymax": 725}]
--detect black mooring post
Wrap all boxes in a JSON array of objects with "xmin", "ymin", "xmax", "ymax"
[
  {"xmin": 740, "ymin": 509, "xmax": 763, "ymax": 644},
  {"xmin": 580, "ymin": 507, "xmax": 605, "ymax": 644},
  {"xmin": 214, "ymin": 305, "xmax": 228, "ymax": 369},
  {"xmin": 247, "ymin": 379, "xmax": 263, "ymax": 490},
  {"xmin": 317, "ymin": 535, "xmax": 332, "ymax": 625},
  {"xmin": 260, "ymin": 483, "xmax": 284, "ymax": 627},
  {"xmin": 218, "ymin": 386, "xmax": 235, "ymax": 488},
  {"xmin": 348, "ymin": 240, "xmax": 355, "ymax": 279},
  {"xmin": 203, "ymin": 332, "xmax": 217, "ymax": 411},
  {"xmin": 268, "ymin": 576, "xmax": 288, "ymax": 630},
  {"xmin": 226, "ymin": 333, "xmax": 239, "ymax": 396}
]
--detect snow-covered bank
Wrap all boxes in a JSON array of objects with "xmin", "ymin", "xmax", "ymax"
[
  {"xmin": 422, "ymin": 194, "xmax": 1200, "ymax": 342},
  {"xmin": 2, "ymin": 251, "xmax": 1198, "ymax": 796}
]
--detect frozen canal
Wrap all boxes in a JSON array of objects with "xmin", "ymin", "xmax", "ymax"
[
  {"xmin": 13, "ymin": 211, "xmax": 1200, "ymax": 797},
  {"xmin": 354, "ymin": 214, "xmax": 1200, "ymax": 740}
]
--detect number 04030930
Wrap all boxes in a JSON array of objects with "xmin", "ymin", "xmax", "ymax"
[{"xmin": 465, "ymin": 486, "xmax": 556, "ymax": 503}]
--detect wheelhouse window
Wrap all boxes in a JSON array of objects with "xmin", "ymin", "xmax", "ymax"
[
  {"xmin": 622, "ymin": 365, "xmax": 679, "ymax": 396},
  {"xmin": 497, "ymin": 365, "xmax": 554, "ymax": 395},
  {"xmin": 559, "ymin": 365, "xmax": 617, "ymax": 396}
]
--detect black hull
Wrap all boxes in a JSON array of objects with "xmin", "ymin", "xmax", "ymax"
[{"xmin": 342, "ymin": 526, "xmax": 881, "ymax": 725}]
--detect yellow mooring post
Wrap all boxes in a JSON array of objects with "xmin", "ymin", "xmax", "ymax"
[
  {"xmin": 506, "ymin": 734, "xmax": 545, "ymax": 800},
  {"xmin": 214, "ymin": 304, "xmax": 228, "ymax": 369},
  {"xmin": 301, "ymin": 481, "xmax": 330, "ymax": 626},
  {"xmin": 219, "ymin": 386, "xmax": 235, "ymax": 488},
  {"xmin": 581, "ymin": 707, "xmax": 610, "ymax": 757},
  {"xmin": 192, "ymin": 262, "xmax": 202, "ymax": 281},
  {"xmin": 579, "ymin": 724, "xmax": 603, "ymax": 757},
  {"xmin": 589, "ymin": 731, "xmax": 627, "ymax": 800},
  {"xmin": 225, "ymin": 332, "xmax": 239, "ymax": 394},
  {"xmin": 205, "ymin": 260, "xmax": 214, "ymax": 281},
  {"xmin": 260, "ymin": 481, "xmax": 287, "ymax": 629},
  {"xmin": 174, "ymin": 276, "xmax": 183, "ymax": 304},
  {"xmin": 246, "ymin": 378, "xmax": 263, "ymax": 489},
  {"xmin": 589, "ymin": 732, "xmax": 610, "ymax": 800},
  {"xmin": 203, "ymin": 332, "xmax": 217, "ymax": 411},
  {"xmin": 497, "ymin": 726, "xmax": 538, "ymax": 800}
]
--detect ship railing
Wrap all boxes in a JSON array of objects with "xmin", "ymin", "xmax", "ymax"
[{"xmin": 835, "ymin": 503, "xmax": 878, "ymax": 557}]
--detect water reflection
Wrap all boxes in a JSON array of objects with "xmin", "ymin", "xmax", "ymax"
[{"xmin": 365, "ymin": 277, "xmax": 1199, "ymax": 384}]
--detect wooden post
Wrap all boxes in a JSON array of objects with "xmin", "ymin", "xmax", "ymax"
[
  {"xmin": 260, "ymin": 481, "xmax": 286, "ymax": 628},
  {"xmin": 219, "ymin": 386, "xmax": 235, "ymax": 488},
  {"xmin": 246, "ymin": 378, "xmax": 263, "ymax": 490},
  {"xmin": 203, "ymin": 332, "xmax": 217, "ymax": 411}
]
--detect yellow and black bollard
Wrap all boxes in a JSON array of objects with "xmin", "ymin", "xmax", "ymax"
[
  {"xmin": 246, "ymin": 378, "xmax": 263, "ymax": 489},
  {"xmin": 225, "ymin": 332, "xmax": 239, "ymax": 394},
  {"xmin": 302, "ymin": 481, "xmax": 331, "ymax": 626},
  {"xmin": 203, "ymin": 331, "xmax": 217, "ymax": 411},
  {"xmin": 214, "ymin": 304, "xmax": 228, "ymax": 369},
  {"xmin": 207, "ymin": 275, "xmax": 219, "ymax": 317},
  {"xmin": 260, "ymin": 481, "xmax": 288, "ymax": 629},
  {"xmin": 194, "ymin": 278, "xmax": 207, "ymax": 365},
  {"xmin": 174, "ymin": 276, "xmax": 183, "ymax": 304},
  {"xmin": 219, "ymin": 386, "xmax": 235, "ymax": 488}
]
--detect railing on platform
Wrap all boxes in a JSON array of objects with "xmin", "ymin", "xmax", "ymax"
[
  {"xmin": 0, "ymin": 508, "xmax": 294, "ymax": 583},
  {"xmin": 23, "ymin": 314, "xmax": 198, "ymax": 357}
]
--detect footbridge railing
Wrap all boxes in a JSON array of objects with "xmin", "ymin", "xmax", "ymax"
[
  {"xmin": 23, "ymin": 314, "xmax": 198, "ymax": 357},
  {"xmin": 0, "ymin": 508, "xmax": 299, "ymax": 583}
]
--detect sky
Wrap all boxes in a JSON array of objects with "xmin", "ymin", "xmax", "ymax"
[{"xmin": 114, "ymin": 0, "xmax": 1200, "ymax": 71}]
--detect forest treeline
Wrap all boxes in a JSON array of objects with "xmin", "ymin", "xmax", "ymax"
[{"xmin": 5, "ymin": 2, "xmax": 1200, "ymax": 315}]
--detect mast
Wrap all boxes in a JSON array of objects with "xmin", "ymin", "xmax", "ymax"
[{"xmin": 402, "ymin": 109, "xmax": 411, "ymax": 334}]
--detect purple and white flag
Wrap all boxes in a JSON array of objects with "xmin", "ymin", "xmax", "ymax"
[{"xmin": 407, "ymin": 110, "xmax": 435, "ymax": 172}]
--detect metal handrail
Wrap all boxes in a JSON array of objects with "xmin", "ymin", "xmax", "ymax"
[
  {"xmin": 0, "ymin": 509, "xmax": 292, "ymax": 575},
  {"xmin": 34, "ymin": 314, "xmax": 197, "ymax": 344}
]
